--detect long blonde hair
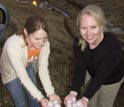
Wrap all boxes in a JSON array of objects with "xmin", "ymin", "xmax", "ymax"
[{"xmin": 76, "ymin": 4, "xmax": 108, "ymax": 50}]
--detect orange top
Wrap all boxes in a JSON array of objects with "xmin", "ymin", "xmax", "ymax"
[{"xmin": 28, "ymin": 49, "xmax": 40, "ymax": 61}]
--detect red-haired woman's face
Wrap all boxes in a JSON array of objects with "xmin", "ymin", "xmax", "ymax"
[{"xmin": 27, "ymin": 29, "xmax": 48, "ymax": 50}]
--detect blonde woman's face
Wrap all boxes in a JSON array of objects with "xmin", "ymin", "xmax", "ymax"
[
  {"xmin": 80, "ymin": 14, "xmax": 103, "ymax": 46},
  {"xmin": 27, "ymin": 29, "xmax": 48, "ymax": 49}
]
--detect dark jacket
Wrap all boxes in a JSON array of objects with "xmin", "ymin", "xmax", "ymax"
[{"xmin": 71, "ymin": 32, "xmax": 124, "ymax": 99}]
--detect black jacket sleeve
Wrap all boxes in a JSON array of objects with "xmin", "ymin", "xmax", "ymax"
[{"xmin": 71, "ymin": 39, "xmax": 87, "ymax": 94}]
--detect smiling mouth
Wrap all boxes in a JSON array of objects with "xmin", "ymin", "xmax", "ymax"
[{"xmin": 87, "ymin": 37, "xmax": 93, "ymax": 40}]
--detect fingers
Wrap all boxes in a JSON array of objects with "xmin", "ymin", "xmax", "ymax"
[
  {"xmin": 40, "ymin": 98, "xmax": 49, "ymax": 107},
  {"xmin": 49, "ymin": 94, "xmax": 62, "ymax": 103}
]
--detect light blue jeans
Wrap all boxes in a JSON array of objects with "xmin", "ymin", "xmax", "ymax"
[{"xmin": 5, "ymin": 63, "xmax": 40, "ymax": 107}]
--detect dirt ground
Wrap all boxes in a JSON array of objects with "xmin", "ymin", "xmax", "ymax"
[{"xmin": 0, "ymin": 0, "xmax": 124, "ymax": 107}]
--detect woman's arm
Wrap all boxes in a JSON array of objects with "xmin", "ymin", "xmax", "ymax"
[
  {"xmin": 71, "ymin": 40, "xmax": 87, "ymax": 93},
  {"xmin": 38, "ymin": 41, "xmax": 55, "ymax": 97}
]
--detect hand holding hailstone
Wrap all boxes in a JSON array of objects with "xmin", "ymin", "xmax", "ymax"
[
  {"xmin": 47, "ymin": 100, "xmax": 61, "ymax": 107},
  {"xmin": 66, "ymin": 97, "xmax": 84, "ymax": 107}
]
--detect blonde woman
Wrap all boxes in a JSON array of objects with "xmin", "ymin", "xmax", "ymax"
[{"xmin": 64, "ymin": 4, "xmax": 124, "ymax": 107}]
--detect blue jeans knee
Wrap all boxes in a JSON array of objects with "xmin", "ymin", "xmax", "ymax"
[{"xmin": 5, "ymin": 63, "xmax": 40, "ymax": 107}]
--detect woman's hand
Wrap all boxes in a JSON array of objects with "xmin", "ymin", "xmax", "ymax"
[
  {"xmin": 40, "ymin": 97, "xmax": 49, "ymax": 107},
  {"xmin": 64, "ymin": 91, "xmax": 78, "ymax": 105},
  {"xmin": 76, "ymin": 97, "xmax": 89, "ymax": 107},
  {"xmin": 48, "ymin": 94, "xmax": 62, "ymax": 104}
]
